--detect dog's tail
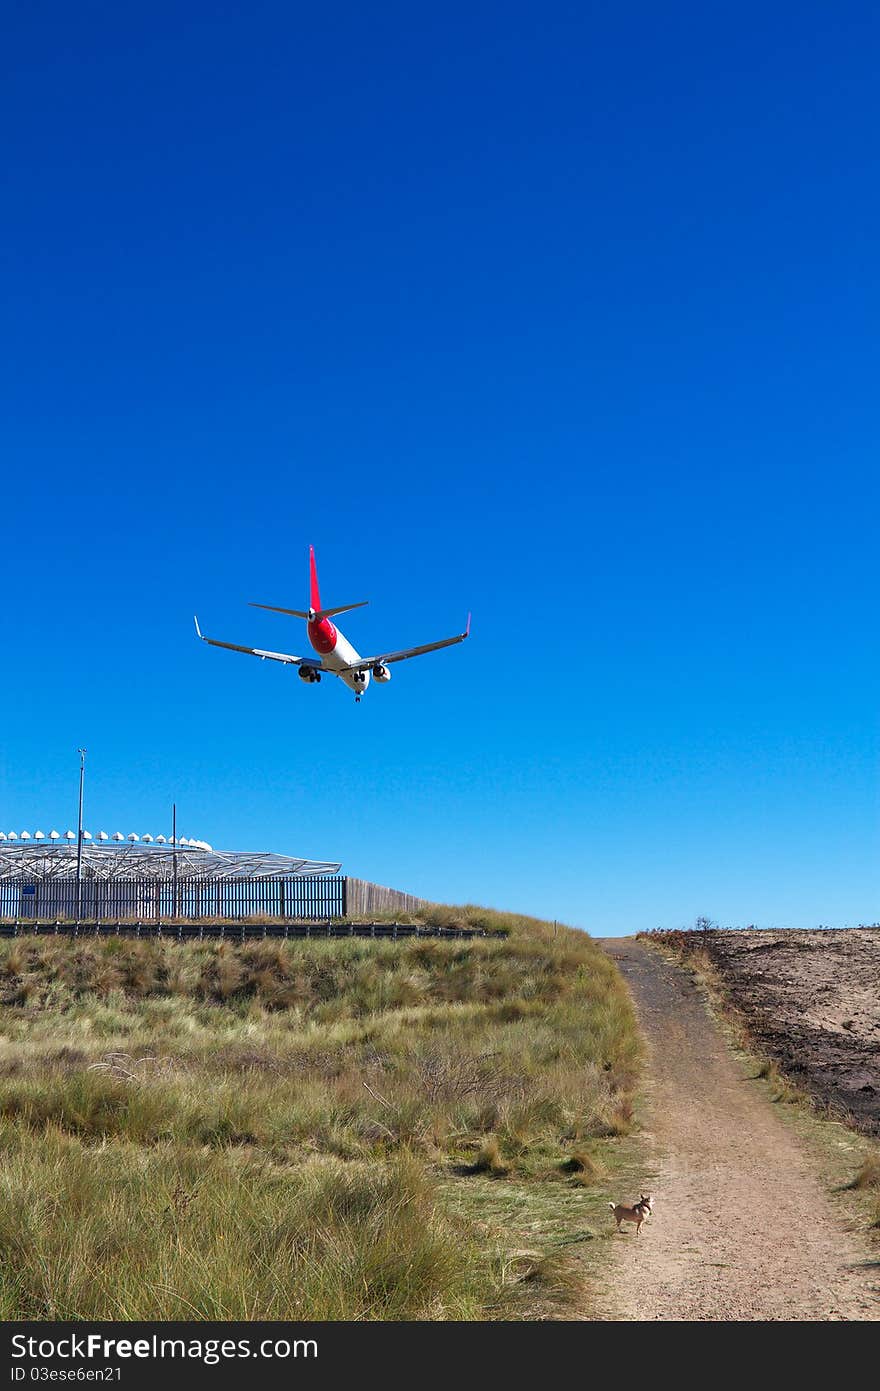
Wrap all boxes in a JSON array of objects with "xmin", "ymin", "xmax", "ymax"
[{"xmin": 608, "ymin": 1202, "xmax": 616, "ymax": 1211}]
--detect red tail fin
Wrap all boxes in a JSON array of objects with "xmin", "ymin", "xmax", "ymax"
[{"xmin": 309, "ymin": 545, "xmax": 321, "ymax": 612}]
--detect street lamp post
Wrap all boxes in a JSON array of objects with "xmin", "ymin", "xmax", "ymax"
[
  {"xmin": 172, "ymin": 802, "xmax": 178, "ymax": 919},
  {"xmin": 75, "ymin": 748, "xmax": 87, "ymax": 923}
]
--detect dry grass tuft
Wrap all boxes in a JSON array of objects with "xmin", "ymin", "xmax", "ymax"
[
  {"xmin": 850, "ymin": 1155, "xmax": 880, "ymax": 1190},
  {"xmin": 559, "ymin": 1148, "xmax": 605, "ymax": 1183},
  {"xmin": 466, "ymin": 1136, "xmax": 510, "ymax": 1178}
]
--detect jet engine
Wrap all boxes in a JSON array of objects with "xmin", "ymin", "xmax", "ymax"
[
  {"xmin": 298, "ymin": 666, "xmax": 321, "ymax": 683},
  {"xmin": 372, "ymin": 663, "xmax": 391, "ymax": 683}
]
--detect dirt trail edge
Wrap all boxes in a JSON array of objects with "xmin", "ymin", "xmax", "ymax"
[{"xmin": 592, "ymin": 938, "xmax": 880, "ymax": 1321}]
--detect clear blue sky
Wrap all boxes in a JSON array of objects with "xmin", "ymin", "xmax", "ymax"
[{"xmin": 1, "ymin": 3, "xmax": 877, "ymax": 933}]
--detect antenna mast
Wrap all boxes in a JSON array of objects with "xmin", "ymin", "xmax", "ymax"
[{"xmin": 75, "ymin": 748, "xmax": 86, "ymax": 923}]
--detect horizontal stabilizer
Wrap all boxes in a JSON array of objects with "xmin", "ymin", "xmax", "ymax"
[
  {"xmin": 248, "ymin": 603, "xmax": 310, "ymax": 619},
  {"xmin": 315, "ymin": 602, "xmax": 368, "ymax": 620},
  {"xmin": 249, "ymin": 600, "xmax": 368, "ymax": 621}
]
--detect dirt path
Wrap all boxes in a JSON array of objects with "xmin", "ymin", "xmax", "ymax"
[{"xmin": 592, "ymin": 939, "xmax": 880, "ymax": 1321}]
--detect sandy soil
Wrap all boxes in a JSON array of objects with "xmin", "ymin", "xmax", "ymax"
[
  {"xmin": 590, "ymin": 939, "xmax": 880, "ymax": 1321},
  {"xmin": 696, "ymin": 928, "xmax": 880, "ymax": 1135}
]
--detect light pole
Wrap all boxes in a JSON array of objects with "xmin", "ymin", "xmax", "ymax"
[
  {"xmin": 172, "ymin": 802, "xmax": 178, "ymax": 919},
  {"xmin": 75, "ymin": 748, "xmax": 86, "ymax": 923}
]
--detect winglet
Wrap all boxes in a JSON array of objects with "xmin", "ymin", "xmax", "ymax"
[
  {"xmin": 465, "ymin": 612, "xmax": 471, "ymax": 638},
  {"xmin": 193, "ymin": 615, "xmax": 203, "ymax": 640}
]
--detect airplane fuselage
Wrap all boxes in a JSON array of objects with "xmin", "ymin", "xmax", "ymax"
[{"xmin": 307, "ymin": 618, "xmax": 371, "ymax": 696}]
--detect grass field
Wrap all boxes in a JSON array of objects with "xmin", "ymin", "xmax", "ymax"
[{"xmin": 0, "ymin": 908, "xmax": 642, "ymax": 1319}]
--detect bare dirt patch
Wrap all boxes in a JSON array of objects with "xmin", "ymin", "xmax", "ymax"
[{"xmin": 674, "ymin": 928, "xmax": 880, "ymax": 1135}]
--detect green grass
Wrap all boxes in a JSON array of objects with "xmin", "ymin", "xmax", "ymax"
[
  {"xmin": 0, "ymin": 1135, "xmax": 485, "ymax": 1320},
  {"xmin": 0, "ymin": 908, "xmax": 643, "ymax": 1319}
]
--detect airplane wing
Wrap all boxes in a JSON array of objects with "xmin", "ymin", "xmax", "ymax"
[
  {"xmin": 347, "ymin": 615, "xmax": 471, "ymax": 673},
  {"xmin": 193, "ymin": 617, "xmax": 325, "ymax": 669}
]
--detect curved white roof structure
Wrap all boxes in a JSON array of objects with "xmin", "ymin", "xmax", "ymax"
[{"xmin": 0, "ymin": 832, "xmax": 340, "ymax": 882}]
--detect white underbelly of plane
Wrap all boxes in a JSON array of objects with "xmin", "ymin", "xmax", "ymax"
[{"xmin": 327, "ymin": 629, "xmax": 371, "ymax": 694}]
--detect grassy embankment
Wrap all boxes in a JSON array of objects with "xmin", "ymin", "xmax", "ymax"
[{"xmin": 0, "ymin": 907, "xmax": 642, "ymax": 1320}]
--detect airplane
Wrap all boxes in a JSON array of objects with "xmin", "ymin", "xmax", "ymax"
[{"xmin": 194, "ymin": 546, "xmax": 470, "ymax": 701}]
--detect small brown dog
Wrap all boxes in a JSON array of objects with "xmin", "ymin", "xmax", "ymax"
[{"xmin": 609, "ymin": 1194, "xmax": 653, "ymax": 1235}]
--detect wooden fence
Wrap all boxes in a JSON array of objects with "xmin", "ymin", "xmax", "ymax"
[
  {"xmin": 0, "ymin": 875, "xmax": 424, "ymax": 923},
  {"xmin": 342, "ymin": 877, "xmax": 426, "ymax": 917}
]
